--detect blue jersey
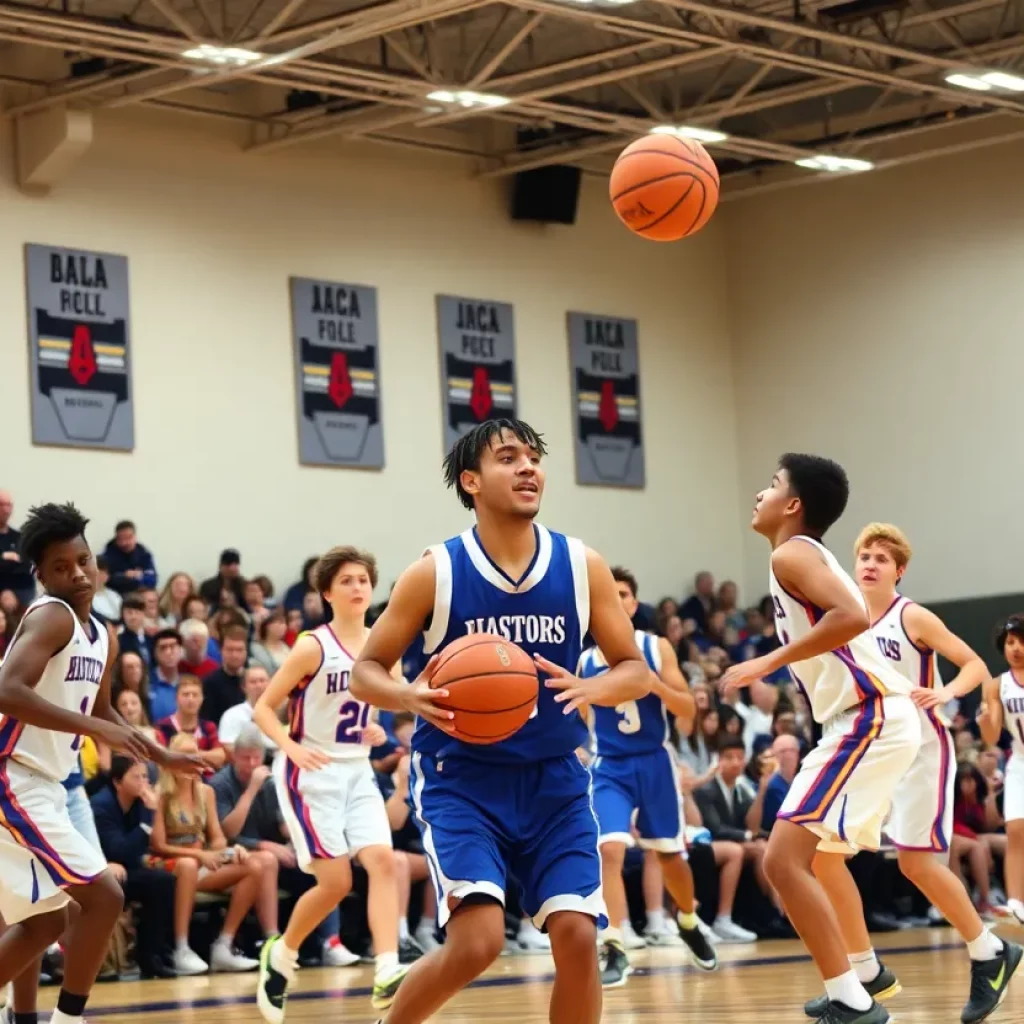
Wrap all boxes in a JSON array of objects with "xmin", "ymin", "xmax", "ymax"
[
  {"xmin": 412, "ymin": 523, "xmax": 590, "ymax": 764},
  {"xmin": 583, "ymin": 630, "xmax": 667, "ymax": 757}
]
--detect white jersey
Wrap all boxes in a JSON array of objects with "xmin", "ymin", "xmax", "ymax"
[
  {"xmin": 769, "ymin": 536, "xmax": 911, "ymax": 724},
  {"xmin": 286, "ymin": 623, "xmax": 371, "ymax": 761},
  {"xmin": 0, "ymin": 596, "xmax": 108, "ymax": 783},
  {"xmin": 999, "ymin": 671, "xmax": 1024, "ymax": 758},
  {"xmin": 871, "ymin": 595, "xmax": 943, "ymax": 690}
]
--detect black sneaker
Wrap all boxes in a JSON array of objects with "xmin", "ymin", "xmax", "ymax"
[
  {"xmin": 599, "ymin": 940, "xmax": 631, "ymax": 988},
  {"xmin": 819, "ymin": 1000, "xmax": 890, "ymax": 1024},
  {"xmin": 257, "ymin": 935, "xmax": 294, "ymax": 1024},
  {"xmin": 677, "ymin": 915, "xmax": 718, "ymax": 971},
  {"xmin": 399, "ymin": 937, "xmax": 424, "ymax": 965},
  {"xmin": 804, "ymin": 964, "xmax": 901, "ymax": 1018},
  {"xmin": 962, "ymin": 939, "xmax": 1023, "ymax": 1023}
]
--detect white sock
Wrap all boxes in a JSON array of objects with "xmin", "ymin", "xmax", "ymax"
[
  {"xmin": 714, "ymin": 914, "xmax": 733, "ymax": 924},
  {"xmin": 175, "ymin": 938, "xmax": 189, "ymax": 953},
  {"xmin": 519, "ymin": 918, "xmax": 541, "ymax": 937},
  {"xmin": 375, "ymin": 950, "xmax": 399, "ymax": 980},
  {"xmin": 271, "ymin": 939, "xmax": 299, "ymax": 974},
  {"xmin": 216, "ymin": 931, "xmax": 234, "ymax": 948},
  {"xmin": 398, "ymin": 916, "xmax": 410, "ymax": 941},
  {"xmin": 415, "ymin": 919, "xmax": 435, "ymax": 939},
  {"xmin": 966, "ymin": 928, "xmax": 1003, "ymax": 961},
  {"xmin": 646, "ymin": 908, "xmax": 666, "ymax": 931},
  {"xmin": 49, "ymin": 1012, "xmax": 82, "ymax": 1024},
  {"xmin": 600, "ymin": 925, "xmax": 623, "ymax": 944},
  {"xmin": 848, "ymin": 949, "xmax": 880, "ymax": 983},
  {"xmin": 824, "ymin": 970, "xmax": 872, "ymax": 1011}
]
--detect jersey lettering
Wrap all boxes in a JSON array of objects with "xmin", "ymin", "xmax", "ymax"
[
  {"xmin": 65, "ymin": 655, "xmax": 103, "ymax": 685},
  {"xmin": 463, "ymin": 614, "xmax": 566, "ymax": 646},
  {"xmin": 877, "ymin": 636, "xmax": 901, "ymax": 662},
  {"xmin": 325, "ymin": 670, "xmax": 350, "ymax": 696},
  {"xmin": 773, "ymin": 595, "xmax": 786, "ymax": 620},
  {"xmin": 1006, "ymin": 696, "xmax": 1024, "ymax": 715}
]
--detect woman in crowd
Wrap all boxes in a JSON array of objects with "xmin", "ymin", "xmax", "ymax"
[
  {"xmin": 113, "ymin": 649, "xmax": 152, "ymax": 712},
  {"xmin": 951, "ymin": 766, "xmax": 1003, "ymax": 918},
  {"xmin": 94, "ymin": 688, "xmax": 164, "ymax": 782},
  {"xmin": 159, "ymin": 572, "xmax": 197, "ymax": 626},
  {"xmin": 244, "ymin": 579, "xmax": 272, "ymax": 632},
  {"xmin": 250, "ymin": 608, "xmax": 290, "ymax": 675}
]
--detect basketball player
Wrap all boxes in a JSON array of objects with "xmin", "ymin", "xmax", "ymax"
[
  {"xmin": 979, "ymin": 615, "xmax": 1024, "ymax": 926},
  {"xmin": 721, "ymin": 455, "xmax": 922, "ymax": 1024},
  {"xmin": 0, "ymin": 503, "xmax": 201, "ymax": 1024},
  {"xmin": 580, "ymin": 566, "xmax": 716, "ymax": 987},
  {"xmin": 801, "ymin": 524, "xmax": 1019, "ymax": 1023},
  {"xmin": 350, "ymin": 418, "xmax": 651, "ymax": 1024},
  {"xmin": 253, "ymin": 546, "xmax": 408, "ymax": 1022}
]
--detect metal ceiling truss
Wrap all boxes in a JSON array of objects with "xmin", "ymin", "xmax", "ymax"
[{"xmin": 1, "ymin": 0, "xmax": 1022, "ymax": 188}]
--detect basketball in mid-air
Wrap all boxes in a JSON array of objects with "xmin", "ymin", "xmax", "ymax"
[
  {"xmin": 429, "ymin": 633, "xmax": 538, "ymax": 744},
  {"xmin": 609, "ymin": 135, "xmax": 720, "ymax": 242}
]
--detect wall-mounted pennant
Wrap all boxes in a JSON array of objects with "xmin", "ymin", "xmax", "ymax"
[
  {"xmin": 291, "ymin": 277, "xmax": 384, "ymax": 469},
  {"xmin": 567, "ymin": 312, "xmax": 645, "ymax": 488},
  {"xmin": 25, "ymin": 243, "xmax": 134, "ymax": 451},
  {"xmin": 436, "ymin": 295, "xmax": 517, "ymax": 453}
]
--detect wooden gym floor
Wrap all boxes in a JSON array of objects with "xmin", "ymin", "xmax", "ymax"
[{"xmin": 30, "ymin": 925, "xmax": 1024, "ymax": 1022}]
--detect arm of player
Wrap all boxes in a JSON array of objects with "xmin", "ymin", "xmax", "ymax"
[
  {"xmin": 350, "ymin": 555, "xmax": 455, "ymax": 732},
  {"xmin": 252, "ymin": 635, "xmax": 333, "ymax": 771},
  {"xmin": 977, "ymin": 675, "xmax": 1004, "ymax": 748},
  {"xmin": 651, "ymin": 636, "xmax": 696, "ymax": 729},
  {"xmin": 903, "ymin": 605, "xmax": 989, "ymax": 708},
  {"xmin": 539, "ymin": 550, "xmax": 650, "ymax": 715},
  {"xmin": 722, "ymin": 541, "xmax": 870, "ymax": 689}
]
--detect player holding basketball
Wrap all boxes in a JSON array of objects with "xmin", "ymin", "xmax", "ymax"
[
  {"xmin": 579, "ymin": 565, "xmax": 716, "ymax": 987},
  {"xmin": 253, "ymin": 545, "xmax": 408, "ymax": 1022},
  {"xmin": 721, "ymin": 455, "xmax": 922, "ymax": 1024},
  {"xmin": 350, "ymin": 418, "xmax": 651, "ymax": 1024},
  {"xmin": 0, "ymin": 503, "xmax": 201, "ymax": 1024},
  {"xmin": 979, "ymin": 615, "xmax": 1024, "ymax": 927},
  {"xmin": 802, "ymin": 523, "xmax": 1020, "ymax": 1024}
]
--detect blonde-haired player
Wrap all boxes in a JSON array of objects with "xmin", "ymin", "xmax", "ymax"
[
  {"xmin": 979, "ymin": 615, "xmax": 1024, "ymax": 927},
  {"xmin": 802, "ymin": 523, "xmax": 1020, "ymax": 1024}
]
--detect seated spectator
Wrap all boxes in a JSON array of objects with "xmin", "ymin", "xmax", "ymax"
[
  {"xmin": 219, "ymin": 666, "xmax": 277, "ymax": 757},
  {"xmin": 285, "ymin": 608, "xmax": 305, "ymax": 644},
  {"xmin": 0, "ymin": 489, "xmax": 35, "ymax": 607},
  {"xmin": 250, "ymin": 609, "xmax": 290, "ymax": 676},
  {"xmin": 693, "ymin": 609, "xmax": 728, "ymax": 654},
  {"xmin": 717, "ymin": 580, "xmax": 745, "ymax": 632},
  {"xmin": 95, "ymin": 688, "xmax": 164, "ymax": 783},
  {"xmin": 103, "ymin": 519, "xmax": 158, "ymax": 594},
  {"xmin": 210, "ymin": 607, "xmax": 247, "ymax": 647},
  {"xmin": 952, "ymin": 765, "xmax": 1004, "ymax": 916},
  {"xmin": 693, "ymin": 737, "xmax": 763, "ymax": 943},
  {"xmin": 201, "ymin": 626, "xmax": 249, "ymax": 725},
  {"xmin": 158, "ymin": 572, "xmax": 196, "ymax": 627},
  {"xmin": 746, "ymin": 733, "xmax": 800, "ymax": 834},
  {"xmin": 147, "ymin": 734, "xmax": 262, "ymax": 975},
  {"xmin": 283, "ymin": 557, "xmax": 318, "ymax": 612},
  {"xmin": 209, "ymin": 726, "xmax": 353, "ymax": 963},
  {"xmin": 301, "ymin": 590, "xmax": 325, "ymax": 629},
  {"xmin": 726, "ymin": 679, "xmax": 778, "ymax": 756},
  {"xmin": 157, "ymin": 675, "xmax": 225, "ymax": 774},
  {"xmin": 141, "ymin": 587, "xmax": 162, "ymax": 637},
  {"xmin": 118, "ymin": 594, "xmax": 152, "ymax": 667},
  {"xmin": 244, "ymin": 579, "xmax": 272, "ymax": 633},
  {"xmin": 680, "ymin": 571, "xmax": 715, "ymax": 635},
  {"xmin": 200, "ymin": 549, "xmax": 246, "ymax": 609},
  {"xmin": 112, "ymin": 650, "xmax": 151, "ymax": 712},
  {"xmin": 90, "ymin": 756, "xmax": 177, "ymax": 977},
  {"xmin": 179, "ymin": 618, "xmax": 219, "ymax": 678},
  {"xmin": 92, "ymin": 555, "xmax": 122, "ymax": 622},
  {"xmin": 0, "ymin": 608, "xmax": 10, "ymax": 660},
  {"xmin": 678, "ymin": 692, "xmax": 720, "ymax": 786},
  {"xmin": 150, "ymin": 628, "xmax": 185, "ymax": 722}
]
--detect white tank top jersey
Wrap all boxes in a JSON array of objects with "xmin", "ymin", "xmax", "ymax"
[
  {"xmin": 998, "ymin": 671, "xmax": 1024, "ymax": 757},
  {"xmin": 871, "ymin": 595, "xmax": 943, "ymax": 690},
  {"xmin": 768, "ymin": 536, "xmax": 912, "ymax": 724},
  {"xmin": 286, "ymin": 623, "xmax": 372, "ymax": 761},
  {"xmin": 0, "ymin": 595, "xmax": 108, "ymax": 783}
]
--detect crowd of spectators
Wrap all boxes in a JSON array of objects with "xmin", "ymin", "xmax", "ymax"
[{"xmin": 0, "ymin": 489, "xmax": 1018, "ymax": 983}]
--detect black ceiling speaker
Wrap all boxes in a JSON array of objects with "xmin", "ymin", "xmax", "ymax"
[{"xmin": 510, "ymin": 164, "xmax": 582, "ymax": 226}]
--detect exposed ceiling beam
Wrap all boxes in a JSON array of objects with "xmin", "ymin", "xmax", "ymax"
[{"xmin": 467, "ymin": 12, "xmax": 544, "ymax": 87}]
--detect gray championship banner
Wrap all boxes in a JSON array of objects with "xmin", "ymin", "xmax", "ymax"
[
  {"xmin": 25, "ymin": 243, "xmax": 134, "ymax": 451},
  {"xmin": 567, "ymin": 312, "xmax": 645, "ymax": 488},
  {"xmin": 290, "ymin": 277, "xmax": 384, "ymax": 469},
  {"xmin": 437, "ymin": 295, "xmax": 517, "ymax": 453}
]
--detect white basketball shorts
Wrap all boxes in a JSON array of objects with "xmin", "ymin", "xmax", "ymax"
[
  {"xmin": 779, "ymin": 694, "xmax": 921, "ymax": 853},
  {"xmin": 274, "ymin": 753, "xmax": 392, "ymax": 872}
]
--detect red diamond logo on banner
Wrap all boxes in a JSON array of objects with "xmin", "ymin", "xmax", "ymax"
[
  {"xmin": 598, "ymin": 379, "xmax": 619, "ymax": 432},
  {"xmin": 470, "ymin": 366, "xmax": 493, "ymax": 420},
  {"xmin": 68, "ymin": 324, "xmax": 97, "ymax": 386},
  {"xmin": 328, "ymin": 352, "xmax": 353, "ymax": 408}
]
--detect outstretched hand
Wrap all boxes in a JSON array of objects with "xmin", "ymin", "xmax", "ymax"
[{"xmin": 536, "ymin": 654, "xmax": 590, "ymax": 718}]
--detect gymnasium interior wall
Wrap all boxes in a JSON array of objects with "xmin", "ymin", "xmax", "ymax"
[{"xmin": 0, "ymin": 110, "xmax": 743, "ymax": 601}]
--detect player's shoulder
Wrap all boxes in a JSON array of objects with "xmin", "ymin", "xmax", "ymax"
[{"xmin": 17, "ymin": 596, "xmax": 76, "ymax": 640}]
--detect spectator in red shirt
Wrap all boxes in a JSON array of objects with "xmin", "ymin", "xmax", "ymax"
[
  {"xmin": 179, "ymin": 618, "xmax": 219, "ymax": 678},
  {"xmin": 156, "ymin": 675, "xmax": 226, "ymax": 776}
]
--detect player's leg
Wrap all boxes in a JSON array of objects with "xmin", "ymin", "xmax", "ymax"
[
  {"xmin": 0, "ymin": 908, "xmax": 68, "ymax": 996},
  {"xmin": 7, "ymin": 954, "xmax": 44, "ymax": 1024},
  {"xmin": 1003, "ymin": 754, "xmax": 1024, "ymax": 921},
  {"xmin": 548, "ymin": 911, "xmax": 601, "ymax": 1024}
]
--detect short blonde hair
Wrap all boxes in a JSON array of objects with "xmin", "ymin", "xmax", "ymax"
[{"xmin": 854, "ymin": 522, "xmax": 912, "ymax": 569}]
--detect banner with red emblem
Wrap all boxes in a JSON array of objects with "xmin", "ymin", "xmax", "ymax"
[
  {"xmin": 567, "ymin": 312, "xmax": 645, "ymax": 488},
  {"xmin": 25, "ymin": 243, "xmax": 134, "ymax": 451},
  {"xmin": 290, "ymin": 277, "xmax": 384, "ymax": 469},
  {"xmin": 436, "ymin": 294, "xmax": 517, "ymax": 454}
]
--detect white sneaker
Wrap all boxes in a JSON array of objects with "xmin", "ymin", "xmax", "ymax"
[
  {"xmin": 322, "ymin": 940, "xmax": 361, "ymax": 967},
  {"xmin": 517, "ymin": 925, "xmax": 551, "ymax": 952},
  {"xmin": 645, "ymin": 918, "xmax": 683, "ymax": 947},
  {"xmin": 711, "ymin": 917, "xmax": 757, "ymax": 944},
  {"xmin": 414, "ymin": 927, "xmax": 441, "ymax": 952},
  {"xmin": 210, "ymin": 941, "xmax": 259, "ymax": 972},
  {"xmin": 173, "ymin": 945, "xmax": 209, "ymax": 975},
  {"xmin": 621, "ymin": 922, "xmax": 647, "ymax": 950}
]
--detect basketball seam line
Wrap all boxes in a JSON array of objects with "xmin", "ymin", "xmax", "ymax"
[
  {"xmin": 638, "ymin": 178, "xmax": 699, "ymax": 234},
  {"xmin": 433, "ymin": 670, "xmax": 538, "ymax": 685},
  {"xmin": 611, "ymin": 170, "xmax": 700, "ymax": 204},
  {"xmin": 435, "ymin": 695, "xmax": 538, "ymax": 716},
  {"xmin": 613, "ymin": 149, "xmax": 718, "ymax": 182},
  {"xmin": 431, "ymin": 636, "xmax": 522, "ymax": 676}
]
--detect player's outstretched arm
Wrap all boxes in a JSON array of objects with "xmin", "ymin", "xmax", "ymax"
[
  {"xmin": 652, "ymin": 636, "xmax": 696, "ymax": 730},
  {"xmin": 904, "ymin": 605, "xmax": 988, "ymax": 707},
  {"xmin": 350, "ymin": 554, "xmax": 456, "ymax": 731},
  {"xmin": 977, "ymin": 675, "xmax": 1004, "ymax": 747}
]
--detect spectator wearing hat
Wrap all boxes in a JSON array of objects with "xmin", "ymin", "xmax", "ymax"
[{"xmin": 200, "ymin": 549, "xmax": 247, "ymax": 609}]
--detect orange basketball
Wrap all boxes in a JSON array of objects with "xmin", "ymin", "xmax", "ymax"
[
  {"xmin": 609, "ymin": 134, "xmax": 720, "ymax": 242},
  {"xmin": 429, "ymin": 633, "xmax": 538, "ymax": 745}
]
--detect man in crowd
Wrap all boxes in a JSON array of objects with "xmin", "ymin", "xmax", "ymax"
[
  {"xmin": 680, "ymin": 571, "xmax": 715, "ymax": 635},
  {"xmin": 156, "ymin": 675, "xmax": 225, "ymax": 774},
  {"xmin": 747, "ymin": 734, "xmax": 801, "ymax": 835},
  {"xmin": 150, "ymin": 628, "xmax": 185, "ymax": 722},
  {"xmin": 202, "ymin": 626, "xmax": 249, "ymax": 724},
  {"xmin": 179, "ymin": 619, "xmax": 219, "ymax": 678},
  {"xmin": 0, "ymin": 489, "xmax": 35, "ymax": 607},
  {"xmin": 92, "ymin": 556, "xmax": 122, "ymax": 622},
  {"xmin": 117, "ymin": 593, "xmax": 152, "ymax": 666},
  {"xmin": 200, "ymin": 549, "xmax": 246, "ymax": 609},
  {"xmin": 103, "ymin": 519, "xmax": 158, "ymax": 594},
  {"xmin": 219, "ymin": 665, "xmax": 276, "ymax": 758}
]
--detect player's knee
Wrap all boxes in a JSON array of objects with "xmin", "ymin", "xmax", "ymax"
[
  {"xmin": 547, "ymin": 911, "xmax": 598, "ymax": 964},
  {"xmin": 91, "ymin": 870, "xmax": 126, "ymax": 916},
  {"xmin": 762, "ymin": 841, "xmax": 790, "ymax": 885},
  {"xmin": 600, "ymin": 842, "xmax": 626, "ymax": 871},
  {"xmin": 450, "ymin": 917, "xmax": 505, "ymax": 972},
  {"xmin": 362, "ymin": 846, "xmax": 397, "ymax": 880},
  {"xmin": 896, "ymin": 849, "xmax": 930, "ymax": 882}
]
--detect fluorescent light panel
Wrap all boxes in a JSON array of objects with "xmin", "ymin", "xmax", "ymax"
[
  {"xmin": 944, "ymin": 69, "xmax": 1024, "ymax": 92},
  {"xmin": 183, "ymin": 44, "xmax": 263, "ymax": 65},
  {"xmin": 427, "ymin": 89, "xmax": 510, "ymax": 108},
  {"xmin": 649, "ymin": 124, "xmax": 728, "ymax": 143},
  {"xmin": 795, "ymin": 154, "xmax": 874, "ymax": 173}
]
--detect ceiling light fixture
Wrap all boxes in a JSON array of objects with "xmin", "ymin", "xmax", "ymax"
[
  {"xmin": 945, "ymin": 69, "xmax": 1024, "ymax": 92},
  {"xmin": 426, "ymin": 89, "xmax": 511, "ymax": 109},
  {"xmin": 649, "ymin": 124, "xmax": 728, "ymax": 144},
  {"xmin": 795, "ymin": 154, "xmax": 874, "ymax": 173},
  {"xmin": 182, "ymin": 44, "xmax": 264, "ymax": 66}
]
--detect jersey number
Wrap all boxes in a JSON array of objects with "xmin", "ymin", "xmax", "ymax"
[
  {"xmin": 615, "ymin": 700, "xmax": 641, "ymax": 735},
  {"xmin": 336, "ymin": 701, "xmax": 370, "ymax": 744}
]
